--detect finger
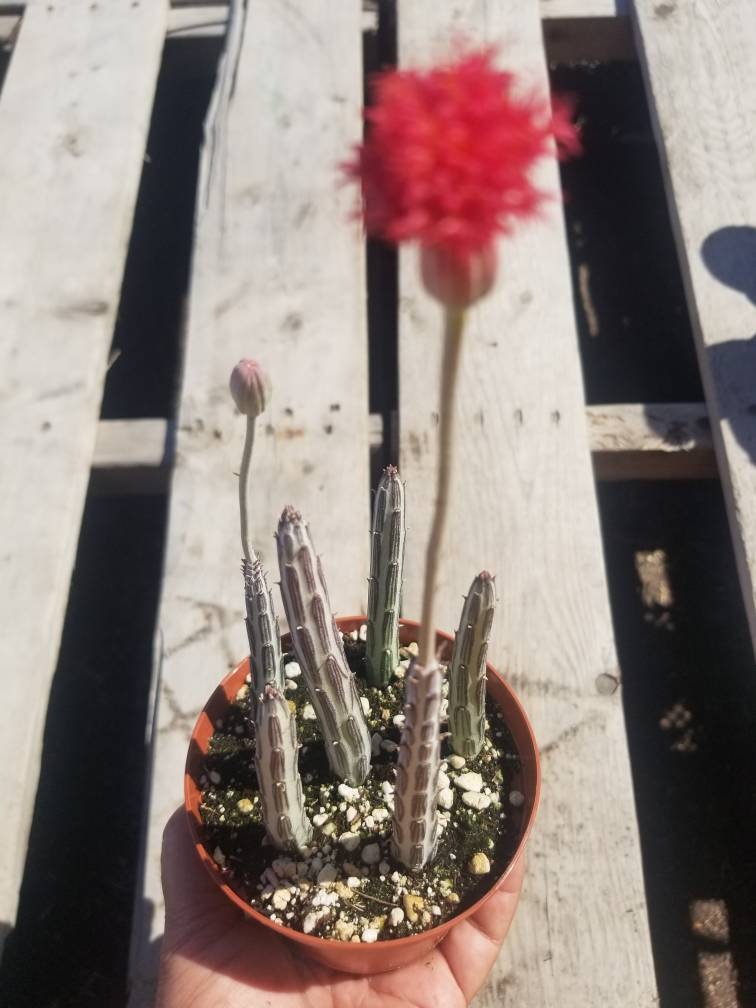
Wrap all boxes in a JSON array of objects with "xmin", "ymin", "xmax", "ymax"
[
  {"xmin": 161, "ymin": 807, "xmax": 238, "ymax": 941},
  {"xmin": 439, "ymin": 853, "xmax": 525, "ymax": 1003}
]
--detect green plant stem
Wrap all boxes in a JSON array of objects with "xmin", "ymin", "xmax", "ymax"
[
  {"xmin": 239, "ymin": 415, "xmax": 255, "ymax": 561},
  {"xmin": 418, "ymin": 306, "xmax": 466, "ymax": 666}
]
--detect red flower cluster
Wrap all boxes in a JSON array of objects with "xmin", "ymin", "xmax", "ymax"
[{"xmin": 345, "ymin": 47, "xmax": 579, "ymax": 262}]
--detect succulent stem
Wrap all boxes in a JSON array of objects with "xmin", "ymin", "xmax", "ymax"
[
  {"xmin": 449, "ymin": 571, "xmax": 496, "ymax": 759},
  {"xmin": 254, "ymin": 684, "xmax": 313, "ymax": 853},
  {"xmin": 243, "ymin": 552, "xmax": 285, "ymax": 701},
  {"xmin": 391, "ymin": 657, "xmax": 442, "ymax": 871},
  {"xmin": 418, "ymin": 306, "xmax": 466, "ymax": 666},
  {"xmin": 276, "ymin": 507, "xmax": 371, "ymax": 785},
  {"xmin": 366, "ymin": 466, "xmax": 405, "ymax": 687}
]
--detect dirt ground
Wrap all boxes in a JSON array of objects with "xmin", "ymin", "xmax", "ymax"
[{"xmin": 0, "ymin": 31, "xmax": 754, "ymax": 1008}]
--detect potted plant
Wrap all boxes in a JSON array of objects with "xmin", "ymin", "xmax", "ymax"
[{"xmin": 184, "ymin": 45, "xmax": 577, "ymax": 974}]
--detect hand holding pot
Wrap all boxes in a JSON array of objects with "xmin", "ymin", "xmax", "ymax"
[{"xmin": 157, "ymin": 808, "xmax": 524, "ymax": 1008}]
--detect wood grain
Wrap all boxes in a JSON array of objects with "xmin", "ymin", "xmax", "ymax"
[
  {"xmin": 632, "ymin": 0, "xmax": 756, "ymax": 652},
  {"xmin": 0, "ymin": 0, "xmax": 166, "ymax": 941},
  {"xmin": 396, "ymin": 4, "xmax": 657, "ymax": 1004},
  {"xmin": 127, "ymin": 2, "xmax": 370, "ymax": 1003}
]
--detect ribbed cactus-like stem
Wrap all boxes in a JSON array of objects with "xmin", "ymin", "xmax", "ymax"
[
  {"xmin": 254, "ymin": 684, "xmax": 313, "ymax": 853},
  {"xmin": 366, "ymin": 466, "xmax": 405, "ymax": 687},
  {"xmin": 276, "ymin": 507, "xmax": 371, "ymax": 785},
  {"xmin": 243, "ymin": 552, "xmax": 285, "ymax": 701},
  {"xmin": 449, "ymin": 571, "xmax": 496, "ymax": 759},
  {"xmin": 391, "ymin": 658, "xmax": 442, "ymax": 872}
]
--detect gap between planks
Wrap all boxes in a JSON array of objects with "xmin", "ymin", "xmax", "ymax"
[{"xmin": 90, "ymin": 403, "xmax": 717, "ymax": 494}]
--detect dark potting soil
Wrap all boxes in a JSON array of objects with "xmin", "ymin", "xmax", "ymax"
[{"xmin": 198, "ymin": 637, "xmax": 523, "ymax": 943}]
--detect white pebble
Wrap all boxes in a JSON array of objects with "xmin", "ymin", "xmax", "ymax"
[
  {"xmin": 392, "ymin": 714, "xmax": 405, "ymax": 727},
  {"xmin": 285, "ymin": 661, "xmax": 301, "ymax": 678},
  {"xmin": 378, "ymin": 860, "xmax": 390, "ymax": 875},
  {"xmin": 359, "ymin": 624, "xmax": 368, "ymax": 641},
  {"xmin": 339, "ymin": 832, "xmax": 360, "ymax": 852},
  {"xmin": 509, "ymin": 790, "xmax": 525, "ymax": 807},
  {"xmin": 381, "ymin": 780, "xmax": 395, "ymax": 797},
  {"xmin": 209, "ymin": 770, "xmax": 222, "ymax": 785},
  {"xmin": 371, "ymin": 807, "xmax": 389, "ymax": 822},
  {"xmin": 346, "ymin": 876, "xmax": 361, "ymax": 888},
  {"xmin": 371, "ymin": 733, "xmax": 382, "ymax": 756},
  {"xmin": 338, "ymin": 783, "xmax": 360, "ymax": 802},
  {"xmin": 454, "ymin": 771, "xmax": 483, "ymax": 793},
  {"xmin": 389, "ymin": 907, "xmax": 404, "ymax": 927},
  {"xmin": 407, "ymin": 642, "xmax": 419, "ymax": 656},
  {"xmin": 313, "ymin": 812, "xmax": 330, "ymax": 828},
  {"xmin": 346, "ymin": 806, "xmax": 358, "ymax": 824},
  {"xmin": 302, "ymin": 703, "xmax": 317, "ymax": 721},
  {"xmin": 285, "ymin": 679, "xmax": 297, "ymax": 692},
  {"xmin": 437, "ymin": 770, "xmax": 450, "ymax": 791},
  {"xmin": 437, "ymin": 787, "xmax": 454, "ymax": 810},
  {"xmin": 462, "ymin": 792, "xmax": 491, "ymax": 811},
  {"xmin": 272, "ymin": 888, "xmax": 291, "ymax": 910},
  {"xmin": 448, "ymin": 755, "xmax": 466, "ymax": 769},
  {"xmin": 360, "ymin": 695, "xmax": 370, "ymax": 716},
  {"xmin": 361, "ymin": 843, "xmax": 381, "ymax": 865},
  {"xmin": 212, "ymin": 846, "xmax": 226, "ymax": 867},
  {"xmin": 381, "ymin": 739, "xmax": 398, "ymax": 753},
  {"xmin": 361, "ymin": 927, "xmax": 379, "ymax": 943}
]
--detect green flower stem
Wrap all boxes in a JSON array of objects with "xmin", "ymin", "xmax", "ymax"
[
  {"xmin": 239, "ymin": 415, "xmax": 255, "ymax": 561},
  {"xmin": 418, "ymin": 306, "xmax": 466, "ymax": 666}
]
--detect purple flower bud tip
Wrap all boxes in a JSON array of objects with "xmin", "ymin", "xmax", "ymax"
[{"xmin": 229, "ymin": 358, "xmax": 271, "ymax": 417}]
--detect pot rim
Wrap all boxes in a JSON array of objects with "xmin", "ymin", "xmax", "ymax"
[{"xmin": 184, "ymin": 615, "xmax": 540, "ymax": 953}]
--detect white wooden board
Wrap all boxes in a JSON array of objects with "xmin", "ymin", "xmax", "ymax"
[
  {"xmin": 0, "ymin": 0, "xmax": 167, "ymax": 942},
  {"xmin": 631, "ymin": 0, "xmax": 756, "ymax": 655},
  {"xmin": 396, "ymin": 4, "xmax": 657, "ymax": 1005},
  {"xmin": 127, "ymin": 1, "xmax": 370, "ymax": 1003}
]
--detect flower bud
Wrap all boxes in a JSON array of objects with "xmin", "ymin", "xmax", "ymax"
[
  {"xmin": 420, "ymin": 243, "xmax": 497, "ymax": 309},
  {"xmin": 229, "ymin": 358, "xmax": 271, "ymax": 417}
]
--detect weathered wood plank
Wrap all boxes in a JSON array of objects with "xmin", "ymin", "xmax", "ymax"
[
  {"xmin": 396, "ymin": 5, "xmax": 657, "ymax": 1005},
  {"xmin": 127, "ymin": 2, "xmax": 370, "ymax": 1003},
  {"xmin": 0, "ymin": 0, "xmax": 166, "ymax": 942},
  {"xmin": 631, "ymin": 0, "xmax": 756, "ymax": 651},
  {"xmin": 588, "ymin": 402, "xmax": 716, "ymax": 479},
  {"xmin": 0, "ymin": 1, "xmax": 632, "ymax": 46}
]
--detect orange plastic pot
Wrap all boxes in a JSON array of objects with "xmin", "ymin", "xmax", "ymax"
[{"xmin": 185, "ymin": 616, "xmax": 540, "ymax": 975}]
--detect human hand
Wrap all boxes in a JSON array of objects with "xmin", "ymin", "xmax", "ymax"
[{"xmin": 157, "ymin": 808, "xmax": 524, "ymax": 1008}]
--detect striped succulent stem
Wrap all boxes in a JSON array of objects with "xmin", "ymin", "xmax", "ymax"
[
  {"xmin": 390, "ymin": 658, "xmax": 442, "ymax": 872},
  {"xmin": 242, "ymin": 552, "xmax": 285, "ymax": 703},
  {"xmin": 254, "ymin": 683, "xmax": 313, "ymax": 853},
  {"xmin": 366, "ymin": 465, "xmax": 405, "ymax": 687},
  {"xmin": 449, "ymin": 571, "xmax": 496, "ymax": 759},
  {"xmin": 276, "ymin": 506, "xmax": 371, "ymax": 785}
]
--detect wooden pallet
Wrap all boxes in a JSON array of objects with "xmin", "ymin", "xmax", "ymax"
[{"xmin": 1, "ymin": 1, "xmax": 754, "ymax": 1005}]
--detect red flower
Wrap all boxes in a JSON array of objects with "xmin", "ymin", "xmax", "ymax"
[{"xmin": 345, "ymin": 47, "xmax": 579, "ymax": 264}]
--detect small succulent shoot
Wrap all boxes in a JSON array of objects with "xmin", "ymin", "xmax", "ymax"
[
  {"xmin": 229, "ymin": 358, "xmax": 271, "ymax": 561},
  {"xmin": 366, "ymin": 465, "xmax": 405, "ymax": 687},
  {"xmin": 449, "ymin": 571, "xmax": 496, "ymax": 759},
  {"xmin": 254, "ymin": 683, "xmax": 313, "ymax": 853},
  {"xmin": 390, "ymin": 658, "xmax": 442, "ymax": 872},
  {"xmin": 276, "ymin": 506, "xmax": 371, "ymax": 785},
  {"xmin": 242, "ymin": 554, "xmax": 286, "ymax": 702}
]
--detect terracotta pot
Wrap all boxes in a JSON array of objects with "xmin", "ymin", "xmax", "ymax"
[{"xmin": 184, "ymin": 616, "xmax": 540, "ymax": 975}]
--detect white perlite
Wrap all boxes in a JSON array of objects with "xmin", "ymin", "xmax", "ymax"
[
  {"xmin": 302, "ymin": 908, "xmax": 330, "ymax": 934},
  {"xmin": 454, "ymin": 771, "xmax": 483, "ymax": 793},
  {"xmin": 272, "ymin": 888, "xmax": 291, "ymax": 910},
  {"xmin": 462, "ymin": 792, "xmax": 491, "ymax": 811},
  {"xmin": 302, "ymin": 703, "xmax": 317, "ymax": 721},
  {"xmin": 437, "ymin": 788, "xmax": 454, "ymax": 810},
  {"xmin": 338, "ymin": 783, "xmax": 360, "ymax": 802},
  {"xmin": 361, "ymin": 927, "xmax": 379, "ymax": 943},
  {"xmin": 389, "ymin": 907, "xmax": 404, "ymax": 927},
  {"xmin": 285, "ymin": 661, "xmax": 301, "ymax": 678}
]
